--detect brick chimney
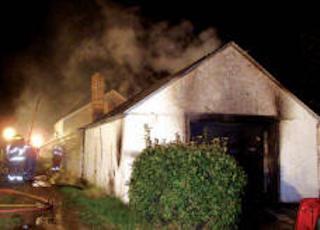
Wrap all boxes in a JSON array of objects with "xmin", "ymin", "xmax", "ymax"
[{"xmin": 91, "ymin": 72, "xmax": 105, "ymax": 121}]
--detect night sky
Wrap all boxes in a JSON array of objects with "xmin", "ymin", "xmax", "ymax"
[{"xmin": 0, "ymin": 1, "xmax": 317, "ymax": 129}]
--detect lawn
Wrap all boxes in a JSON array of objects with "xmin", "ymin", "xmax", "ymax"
[
  {"xmin": 0, "ymin": 195, "xmax": 23, "ymax": 229},
  {"xmin": 59, "ymin": 186, "xmax": 151, "ymax": 230}
]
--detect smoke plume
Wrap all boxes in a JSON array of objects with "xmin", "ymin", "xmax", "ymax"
[{"xmin": 8, "ymin": 0, "xmax": 221, "ymax": 138}]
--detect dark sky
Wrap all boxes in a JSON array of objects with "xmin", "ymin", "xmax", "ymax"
[{"xmin": 0, "ymin": 1, "xmax": 318, "ymax": 124}]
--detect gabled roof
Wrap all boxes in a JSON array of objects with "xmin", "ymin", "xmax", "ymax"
[{"xmin": 85, "ymin": 41, "xmax": 319, "ymax": 128}]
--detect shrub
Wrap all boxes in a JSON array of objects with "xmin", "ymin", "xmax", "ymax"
[{"xmin": 129, "ymin": 142, "xmax": 247, "ymax": 229}]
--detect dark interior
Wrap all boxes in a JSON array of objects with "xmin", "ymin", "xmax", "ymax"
[{"xmin": 189, "ymin": 115, "xmax": 279, "ymax": 228}]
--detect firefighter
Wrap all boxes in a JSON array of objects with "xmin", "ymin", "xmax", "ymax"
[
  {"xmin": 6, "ymin": 135, "xmax": 27, "ymax": 182},
  {"xmin": 52, "ymin": 145, "xmax": 63, "ymax": 171}
]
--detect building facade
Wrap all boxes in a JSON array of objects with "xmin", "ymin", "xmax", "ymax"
[{"xmin": 75, "ymin": 42, "xmax": 319, "ymax": 203}]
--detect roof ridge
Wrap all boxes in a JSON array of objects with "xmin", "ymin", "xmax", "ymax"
[{"xmin": 85, "ymin": 41, "xmax": 319, "ymax": 129}]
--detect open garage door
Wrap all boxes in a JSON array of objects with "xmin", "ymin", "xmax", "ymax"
[{"xmin": 189, "ymin": 115, "xmax": 279, "ymax": 227}]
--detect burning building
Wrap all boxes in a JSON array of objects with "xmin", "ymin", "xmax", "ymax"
[{"xmin": 58, "ymin": 42, "xmax": 320, "ymax": 203}]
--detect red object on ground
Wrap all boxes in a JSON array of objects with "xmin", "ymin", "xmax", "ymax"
[{"xmin": 296, "ymin": 198, "xmax": 320, "ymax": 230}]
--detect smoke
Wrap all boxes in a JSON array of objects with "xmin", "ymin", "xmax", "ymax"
[{"xmin": 9, "ymin": 0, "xmax": 221, "ymax": 137}]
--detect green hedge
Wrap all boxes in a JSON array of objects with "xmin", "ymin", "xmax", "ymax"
[{"xmin": 129, "ymin": 143, "xmax": 247, "ymax": 229}]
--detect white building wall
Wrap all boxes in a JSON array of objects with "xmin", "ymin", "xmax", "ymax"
[
  {"xmin": 84, "ymin": 44, "xmax": 319, "ymax": 203},
  {"xmin": 84, "ymin": 119, "xmax": 122, "ymax": 193},
  {"xmin": 83, "ymin": 127, "xmax": 98, "ymax": 183},
  {"xmin": 116, "ymin": 112, "xmax": 185, "ymax": 202},
  {"xmin": 116, "ymin": 44, "xmax": 319, "ymax": 202},
  {"xmin": 278, "ymin": 91, "xmax": 319, "ymax": 202}
]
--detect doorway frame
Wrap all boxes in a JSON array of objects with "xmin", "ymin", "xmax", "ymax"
[{"xmin": 185, "ymin": 113, "xmax": 280, "ymax": 202}]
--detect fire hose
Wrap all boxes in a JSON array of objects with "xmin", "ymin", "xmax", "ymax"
[{"xmin": 0, "ymin": 188, "xmax": 53, "ymax": 214}]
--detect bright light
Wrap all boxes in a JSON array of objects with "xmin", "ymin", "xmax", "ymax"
[
  {"xmin": 31, "ymin": 134, "xmax": 44, "ymax": 148},
  {"xmin": 16, "ymin": 176, "xmax": 23, "ymax": 181},
  {"xmin": 7, "ymin": 175, "xmax": 24, "ymax": 182},
  {"xmin": 2, "ymin": 127, "xmax": 16, "ymax": 141},
  {"xmin": 10, "ymin": 156, "xmax": 26, "ymax": 162}
]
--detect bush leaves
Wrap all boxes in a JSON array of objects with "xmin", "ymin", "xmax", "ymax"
[{"xmin": 129, "ymin": 143, "xmax": 247, "ymax": 229}]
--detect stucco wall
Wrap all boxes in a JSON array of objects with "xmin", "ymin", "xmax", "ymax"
[
  {"xmin": 83, "ymin": 119, "xmax": 122, "ymax": 194},
  {"xmin": 129, "ymin": 46, "xmax": 278, "ymax": 117},
  {"xmin": 116, "ymin": 44, "xmax": 319, "ymax": 202},
  {"xmin": 83, "ymin": 44, "xmax": 319, "ymax": 203},
  {"xmin": 115, "ymin": 113, "xmax": 185, "ymax": 202},
  {"xmin": 277, "ymin": 92, "xmax": 319, "ymax": 202}
]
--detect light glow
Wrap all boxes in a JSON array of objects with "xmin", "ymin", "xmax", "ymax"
[
  {"xmin": 10, "ymin": 156, "xmax": 26, "ymax": 162},
  {"xmin": 16, "ymin": 176, "xmax": 23, "ymax": 181},
  {"xmin": 51, "ymin": 166, "xmax": 61, "ymax": 171},
  {"xmin": 31, "ymin": 133, "xmax": 44, "ymax": 148},
  {"xmin": 7, "ymin": 175, "xmax": 24, "ymax": 182},
  {"xmin": 2, "ymin": 127, "xmax": 16, "ymax": 141}
]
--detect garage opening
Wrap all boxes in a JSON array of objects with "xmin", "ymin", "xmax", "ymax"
[{"xmin": 189, "ymin": 114, "xmax": 279, "ymax": 226}]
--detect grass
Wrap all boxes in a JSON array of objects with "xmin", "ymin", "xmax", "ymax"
[
  {"xmin": 0, "ymin": 195, "xmax": 17, "ymax": 203},
  {"xmin": 0, "ymin": 216, "xmax": 22, "ymax": 229},
  {"xmin": 0, "ymin": 195, "xmax": 22, "ymax": 229},
  {"xmin": 59, "ymin": 186, "xmax": 151, "ymax": 230}
]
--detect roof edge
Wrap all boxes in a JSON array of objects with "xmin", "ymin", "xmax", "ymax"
[
  {"xmin": 84, "ymin": 41, "xmax": 319, "ymax": 129},
  {"xmin": 229, "ymin": 42, "xmax": 320, "ymax": 120},
  {"xmin": 84, "ymin": 42, "xmax": 232, "ymax": 128},
  {"xmin": 55, "ymin": 89, "xmax": 127, "ymax": 124},
  {"xmin": 123, "ymin": 42, "xmax": 233, "ymax": 114}
]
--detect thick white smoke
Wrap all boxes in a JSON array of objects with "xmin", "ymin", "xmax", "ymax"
[{"xmin": 10, "ymin": 0, "xmax": 221, "ymax": 137}]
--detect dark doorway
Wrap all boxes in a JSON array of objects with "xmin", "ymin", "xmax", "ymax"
[{"xmin": 189, "ymin": 114, "xmax": 279, "ymax": 228}]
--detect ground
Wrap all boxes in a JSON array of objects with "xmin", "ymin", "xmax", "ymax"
[
  {"xmin": 0, "ymin": 164, "xmax": 298, "ymax": 229},
  {"xmin": 0, "ymin": 176, "xmax": 89, "ymax": 229},
  {"xmin": 256, "ymin": 205, "xmax": 298, "ymax": 230},
  {"xmin": 0, "ymin": 183, "xmax": 298, "ymax": 229}
]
